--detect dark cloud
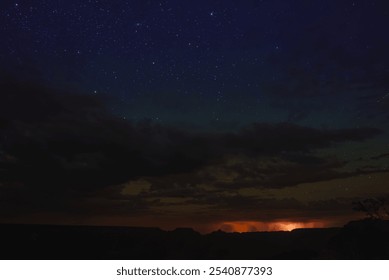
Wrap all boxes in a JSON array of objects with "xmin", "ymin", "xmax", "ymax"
[
  {"xmin": 0, "ymin": 78, "xmax": 383, "ymax": 217},
  {"xmin": 371, "ymin": 153, "xmax": 389, "ymax": 160},
  {"xmin": 184, "ymin": 194, "xmax": 356, "ymax": 222},
  {"xmin": 357, "ymin": 92, "xmax": 389, "ymax": 121},
  {"xmin": 213, "ymin": 156, "xmax": 343, "ymax": 189},
  {"xmin": 226, "ymin": 123, "xmax": 380, "ymax": 155}
]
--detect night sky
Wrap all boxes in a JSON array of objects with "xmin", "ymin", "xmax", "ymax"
[{"xmin": 1, "ymin": 0, "xmax": 389, "ymax": 233}]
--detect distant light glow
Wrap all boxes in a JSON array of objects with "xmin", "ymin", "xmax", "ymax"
[{"xmin": 217, "ymin": 220, "xmax": 327, "ymax": 233}]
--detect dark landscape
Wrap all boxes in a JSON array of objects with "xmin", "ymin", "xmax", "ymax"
[
  {"xmin": 1, "ymin": 219, "xmax": 389, "ymax": 260},
  {"xmin": 1, "ymin": 0, "xmax": 389, "ymax": 262}
]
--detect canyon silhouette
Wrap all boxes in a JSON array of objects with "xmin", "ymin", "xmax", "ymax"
[{"xmin": 1, "ymin": 219, "xmax": 389, "ymax": 259}]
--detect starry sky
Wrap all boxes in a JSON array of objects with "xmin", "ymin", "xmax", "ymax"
[{"xmin": 0, "ymin": 0, "xmax": 389, "ymax": 233}]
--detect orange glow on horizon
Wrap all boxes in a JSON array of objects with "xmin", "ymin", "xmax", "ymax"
[{"xmin": 216, "ymin": 220, "xmax": 327, "ymax": 233}]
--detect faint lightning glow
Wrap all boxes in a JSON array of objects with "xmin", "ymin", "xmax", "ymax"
[{"xmin": 216, "ymin": 220, "xmax": 327, "ymax": 233}]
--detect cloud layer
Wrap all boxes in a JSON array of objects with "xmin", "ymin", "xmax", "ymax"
[{"xmin": 0, "ymin": 78, "xmax": 386, "ymax": 228}]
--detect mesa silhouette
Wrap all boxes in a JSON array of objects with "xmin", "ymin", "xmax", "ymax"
[{"xmin": 1, "ymin": 220, "xmax": 388, "ymax": 259}]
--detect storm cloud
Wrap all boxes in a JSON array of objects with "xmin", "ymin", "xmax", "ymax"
[{"xmin": 0, "ymin": 78, "xmax": 384, "ymax": 221}]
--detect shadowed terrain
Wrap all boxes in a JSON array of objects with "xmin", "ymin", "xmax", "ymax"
[{"xmin": 1, "ymin": 219, "xmax": 388, "ymax": 259}]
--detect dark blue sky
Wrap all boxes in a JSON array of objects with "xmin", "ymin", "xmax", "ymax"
[
  {"xmin": 1, "ymin": 0, "xmax": 388, "ymax": 231},
  {"xmin": 2, "ymin": 0, "xmax": 388, "ymax": 128}
]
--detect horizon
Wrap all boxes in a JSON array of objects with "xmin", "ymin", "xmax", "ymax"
[
  {"xmin": 0, "ymin": 215, "xmax": 364, "ymax": 234},
  {"xmin": 0, "ymin": 219, "xmax": 348, "ymax": 234}
]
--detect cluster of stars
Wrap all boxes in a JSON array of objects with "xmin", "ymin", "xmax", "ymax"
[{"xmin": 1, "ymin": 0, "xmax": 387, "ymax": 125}]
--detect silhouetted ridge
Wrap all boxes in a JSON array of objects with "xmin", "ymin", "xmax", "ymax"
[
  {"xmin": 1, "ymin": 221, "xmax": 388, "ymax": 259},
  {"xmin": 327, "ymin": 219, "xmax": 389, "ymax": 259}
]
